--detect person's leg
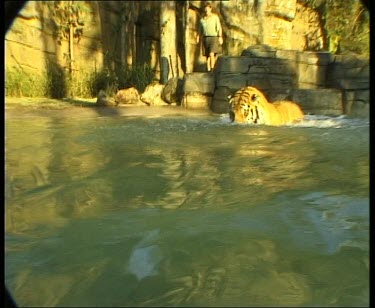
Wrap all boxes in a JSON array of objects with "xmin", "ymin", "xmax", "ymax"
[
  {"xmin": 209, "ymin": 52, "xmax": 216, "ymax": 71},
  {"xmin": 207, "ymin": 55, "xmax": 212, "ymax": 71}
]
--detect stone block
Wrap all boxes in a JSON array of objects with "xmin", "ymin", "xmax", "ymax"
[
  {"xmin": 183, "ymin": 73, "xmax": 215, "ymax": 94},
  {"xmin": 216, "ymin": 56, "xmax": 297, "ymax": 74},
  {"xmin": 216, "ymin": 72, "xmax": 295, "ymax": 92},
  {"xmin": 327, "ymin": 63, "xmax": 369, "ymax": 80},
  {"xmin": 211, "ymin": 87, "xmax": 232, "ymax": 114},
  {"xmin": 298, "ymin": 63, "xmax": 327, "ymax": 85},
  {"xmin": 213, "ymin": 86, "xmax": 233, "ymax": 101},
  {"xmin": 342, "ymin": 90, "xmax": 355, "ymax": 114},
  {"xmin": 211, "ymin": 99, "xmax": 230, "ymax": 114},
  {"xmin": 247, "ymin": 78, "xmax": 273, "ymax": 90},
  {"xmin": 342, "ymin": 90, "xmax": 355, "ymax": 103},
  {"xmin": 297, "ymin": 51, "xmax": 333, "ymax": 65},
  {"xmin": 348, "ymin": 101, "xmax": 369, "ymax": 118},
  {"xmin": 275, "ymin": 49, "xmax": 298, "ymax": 61},
  {"xmin": 354, "ymin": 90, "xmax": 370, "ymax": 103},
  {"xmin": 263, "ymin": 90, "xmax": 292, "ymax": 102},
  {"xmin": 336, "ymin": 79, "xmax": 369, "ymax": 90},
  {"xmin": 269, "ymin": 77, "xmax": 295, "ymax": 90},
  {"xmin": 326, "ymin": 54, "xmax": 369, "ymax": 91},
  {"xmin": 297, "ymin": 83, "xmax": 320, "ymax": 89},
  {"xmin": 241, "ymin": 44, "xmax": 277, "ymax": 58},
  {"xmin": 181, "ymin": 93, "xmax": 211, "ymax": 109},
  {"xmin": 332, "ymin": 54, "xmax": 369, "ymax": 68},
  {"xmin": 306, "ymin": 109, "xmax": 343, "ymax": 116},
  {"xmin": 346, "ymin": 67, "xmax": 369, "ymax": 79},
  {"xmin": 216, "ymin": 73, "xmax": 249, "ymax": 90},
  {"xmin": 342, "ymin": 90, "xmax": 369, "ymax": 117},
  {"xmin": 291, "ymin": 88, "xmax": 343, "ymax": 116}
]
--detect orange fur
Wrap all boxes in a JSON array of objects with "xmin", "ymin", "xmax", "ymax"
[{"xmin": 229, "ymin": 86, "xmax": 304, "ymax": 126}]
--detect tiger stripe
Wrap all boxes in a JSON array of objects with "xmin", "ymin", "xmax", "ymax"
[{"xmin": 228, "ymin": 86, "xmax": 304, "ymax": 126}]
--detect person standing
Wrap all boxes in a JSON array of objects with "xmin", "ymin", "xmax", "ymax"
[{"xmin": 196, "ymin": 2, "xmax": 223, "ymax": 72}]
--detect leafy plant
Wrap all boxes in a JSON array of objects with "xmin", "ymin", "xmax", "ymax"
[
  {"xmin": 91, "ymin": 64, "xmax": 156, "ymax": 97},
  {"xmin": 52, "ymin": 1, "xmax": 89, "ymax": 44},
  {"xmin": 6, "ymin": 63, "xmax": 156, "ymax": 99},
  {"xmin": 5, "ymin": 68, "xmax": 47, "ymax": 97},
  {"xmin": 90, "ymin": 69, "xmax": 119, "ymax": 97},
  {"xmin": 45, "ymin": 60, "xmax": 67, "ymax": 98},
  {"xmin": 117, "ymin": 64, "xmax": 156, "ymax": 93},
  {"xmin": 51, "ymin": 1, "xmax": 90, "ymax": 74},
  {"xmin": 299, "ymin": 0, "xmax": 369, "ymax": 55}
]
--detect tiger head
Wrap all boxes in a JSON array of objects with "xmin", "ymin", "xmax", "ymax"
[{"xmin": 228, "ymin": 86, "xmax": 267, "ymax": 124}]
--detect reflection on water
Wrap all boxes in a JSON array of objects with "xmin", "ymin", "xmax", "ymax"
[{"xmin": 5, "ymin": 113, "xmax": 369, "ymax": 307}]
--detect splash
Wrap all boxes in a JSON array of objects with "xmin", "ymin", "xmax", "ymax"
[{"xmin": 220, "ymin": 113, "xmax": 369, "ymax": 129}]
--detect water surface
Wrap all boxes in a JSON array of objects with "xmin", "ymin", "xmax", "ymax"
[{"xmin": 5, "ymin": 109, "xmax": 369, "ymax": 307}]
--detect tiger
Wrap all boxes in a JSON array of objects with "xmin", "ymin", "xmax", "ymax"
[{"xmin": 228, "ymin": 86, "xmax": 304, "ymax": 126}]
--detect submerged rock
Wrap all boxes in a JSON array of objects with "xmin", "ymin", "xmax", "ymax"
[{"xmin": 96, "ymin": 90, "xmax": 116, "ymax": 107}]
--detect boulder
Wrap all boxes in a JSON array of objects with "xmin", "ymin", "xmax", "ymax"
[
  {"xmin": 161, "ymin": 77, "xmax": 183, "ymax": 105},
  {"xmin": 115, "ymin": 87, "xmax": 142, "ymax": 105},
  {"xmin": 140, "ymin": 82, "xmax": 168, "ymax": 106},
  {"xmin": 96, "ymin": 90, "xmax": 116, "ymax": 107}
]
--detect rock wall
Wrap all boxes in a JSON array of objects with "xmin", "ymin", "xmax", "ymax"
[
  {"xmin": 326, "ymin": 54, "xmax": 370, "ymax": 117},
  {"xmin": 5, "ymin": 0, "xmax": 329, "ymax": 78},
  {"xmin": 5, "ymin": 2, "xmax": 104, "ymax": 74},
  {"xmin": 205, "ymin": 45, "xmax": 369, "ymax": 118},
  {"xmin": 181, "ymin": 73, "xmax": 215, "ymax": 109}
]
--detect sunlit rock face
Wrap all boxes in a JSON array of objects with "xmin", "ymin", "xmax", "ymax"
[
  {"xmin": 5, "ymin": 0, "xmax": 325, "ymax": 76},
  {"xmin": 141, "ymin": 83, "xmax": 168, "ymax": 106},
  {"xmin": 115, "ymin": 87, "xmax": 142, "ymax": 106}
]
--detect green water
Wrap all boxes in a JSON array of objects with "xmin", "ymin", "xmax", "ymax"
[{"xmin": 5, "ymin": 111, "xmax": 369, "ymax": 307}]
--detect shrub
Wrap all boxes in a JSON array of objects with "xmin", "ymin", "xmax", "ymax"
[
  {"xmin": 91, "ymin": 64, "xmax": 156, "ymax": 97},
  {"xmin": 5, "ymin": 68, "xmax": 47, "ymax": 97},
  {"xmin": 6, "ymin": 63, "xmax": 156, "ymax": 99}
]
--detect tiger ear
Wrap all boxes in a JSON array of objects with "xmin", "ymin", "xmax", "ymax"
[{"xmin": 227, "ymin": 94, "xmax": 232, "ymax": 100}]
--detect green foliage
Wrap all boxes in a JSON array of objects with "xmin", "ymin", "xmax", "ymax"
[
  {"xmin": 325, "ymin": 0, "xmax": 369, "ymax": 56},
  {"xmin": 45, "ymin": 60, "xmax": 67, "ymax": 98},
  {"xmin": 90, "ymin": 69, "xmax": 119, "ymax": 97},
  {"xmin": 299, "ymin": 0, "xmax": 369, "ymax": 56},
  {"xmin": 91, "ymin": 64, "xmax": 156, "ymax": 97},
  {"xmin": 117, "ymin": 64, "xmax": 156, "ymax": 93},
  {"xmin": 68, "ymin": 70, "xmax": 96, "ymax": 98},
  {"xmin": 6, "ymin": 64, "xmax": 156, "ymax": 99},
  {"xmin": 5, "ymin": 68, "xmax": 47, "ymax": 97},
  {"xmin": 52, "ymin": 1, "xmax": 90, "ymax": 44}
]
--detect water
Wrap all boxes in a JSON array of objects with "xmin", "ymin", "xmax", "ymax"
[{"xmin": 5, "ymin": 109, "xmax": 369, "ymax": 307}]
